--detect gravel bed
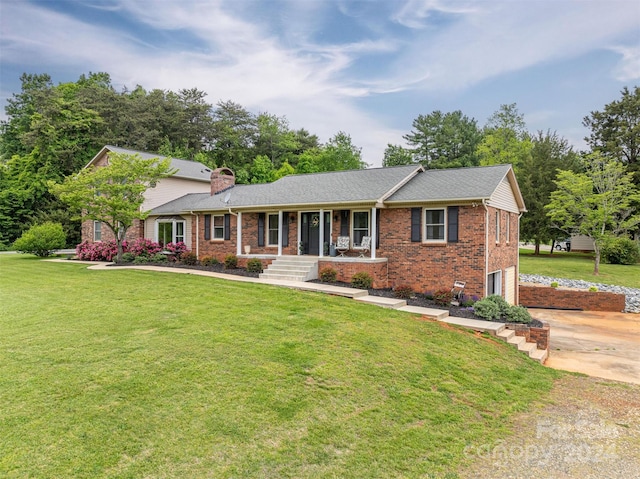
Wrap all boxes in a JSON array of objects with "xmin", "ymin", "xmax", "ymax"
[{"xmin": 520, "ymin": 274, "xmax": 640, "ymax": 313}]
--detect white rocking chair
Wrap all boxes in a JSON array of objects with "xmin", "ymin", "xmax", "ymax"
[{"xmin": 354, "ymin": 236, "xmax": 371, "ymax": 257}]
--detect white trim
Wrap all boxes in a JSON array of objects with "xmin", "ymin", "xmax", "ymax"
[
  {"xmin": 423, "ymin": 207, "xmax": 446, "ymax": 243},
  {"xmin": 495, "ymin": 210, "xmax": 500, "ymax": 244},
  {"xmin": 371, "ymin": 207, "xmax": 377, "ymax": 259},
  {"xmin": 212, "ymin": 214, "xmax": 225, "ymax": 241},
  {"xmin": 155, "ymin": 218, "xmax": 186, "ymax": 245},
  {"xmin": 277, "ymin": 210, "xmax": 283, "ymax": 256},
  {"xmin": 488, "ymin": 270, "xmax": 503, "ymax": 297},
  {"xmin": 267, "ymin": 213, "xmax": 279, "ymax": 247},
  {"xmin": 237, "ymin": 212, "xmax": 242, "ymax": 256},
  {"xmin": 505, "ymin": 214, "xmax": 510, "ymax": 244},
  {"xmin": 351, "ymin": 210, "xmax": 370, "ymax": 247},
  {"xmin": 319, "ymin": 209, "xmax": 325, "ymax": 257}
]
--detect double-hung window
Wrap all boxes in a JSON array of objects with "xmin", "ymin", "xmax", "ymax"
[
  {"xmin": 213, "ymin": 215, "xmax": 224, "ymax": 240},
  {"xmin": 495, "ymin": 211, "xmax": 500, "ymax": 243},
  {"xmin": 352, "ymin": 211, "xmax": 369, "ymax": 245},
  {"xmin": 267, "ymin": 214, "xmax": 279, "ymax": 246},
  {"xmin": 424, "ymin": 209, "xmax": 446, "ymax": 242},
  {"xmin": 94, "ymin": 221, "xmax": 102, "ymax": 241}
]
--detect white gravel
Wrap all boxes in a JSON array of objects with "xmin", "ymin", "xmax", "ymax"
[{"xmin": 519, "ymin": 274, "xmax": 640, "ymax": 313}]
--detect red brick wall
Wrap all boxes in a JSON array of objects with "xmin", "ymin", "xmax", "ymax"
[
  {"xmin": 509, "ymin": 322, "xmax": 550, "ymax": 351},
  {"xmin": 519, "ymin": 284, "xmax": 625, "ymax": 312},
  {"xmin": 378, "ymin": 206, "xmax": 489, "ymax": 299},
  {"xmin": 318, "ymin": 260, "xmax": 388, "ymax": 289},
  {"xmin": 80, "ymin": 219, "xmax": 144, "ymax": 244},
  {"xmin": 196, "ymin": 212, "xmax": 299, "ymax": 261}
]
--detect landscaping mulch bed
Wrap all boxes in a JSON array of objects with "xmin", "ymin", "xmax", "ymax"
[{"xmin": 107, "ymin": 261, "xmax": 542, "ymax": 326}]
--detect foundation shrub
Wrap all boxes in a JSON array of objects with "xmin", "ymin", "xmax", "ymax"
[
  {"xmin": 393, "ymin": 285, "xmax": 414, "ymax": 299},
  {"xmin": 246, "ymin": 258, "xmax": 263, "ymax": 273},
  {"xmin": 432, "ymin": 289, "xmax": 453, "ymax": 306},
  {"xmin": 351, "ymin": 272, "xmax": 373, "ymax": 289},
  {"xmin": 181, "ymin": 252, "xmax": 198, "ymax": 266},
  {"xmin": 224, "ymin": 254, "xmax": 238, "ymax": 269},
  {"xmin": 319, "ymin": 267, "xmax": 338, "ymax": 283},
  {"xmin": 504, "ymin": 305, "xmax": 532, "ymax": 324},
  {"xmin": 473, "ymin": 298, "xmax": 501, "ymax": 320},
  {"xmin": 200, "ymin": 256, "xmax": 219, "ymax": 266}
]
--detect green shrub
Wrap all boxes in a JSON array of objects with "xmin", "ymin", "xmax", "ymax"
[
  {"xmin": 200, "ymin": 256, "xmax": 219, "ymax": 266},
  {"xmin": 224, "ymin": 254, "xmax": 238, "ymax": 269},
  {"xmin": 433, "ymin": 288, "xmax": 453, "ymax": 306},
  {"xmin": 319, "ymin": 267, "xmax": 337, "ymax": 283},
  {"xmin": 588, "ymin": 286, "xmax": 598, "ymax": 292},
  {"xmin": 473, "ymin": 298, "xmax": 502, "ymax": 320},
  {"xmin": 550, "ymin": 281, "xmax": 559, "ymax": 288},
  {"xmin": 182, "ymin": 252, "xmax": 198, "ymax": 266},
  {"xmin": 246, "ymin": 258, "xmax": 263, "ymax": 273},
  {"xmin": 152, "ymin": 253, "xmax": 168, "ymax": 263},
  {"xmin": 394, "ymin": 285, "xmax": 413, "ymax": 299},
  {"xmin": 504, "ymin": 305, "xmax": 532, "ymax": 324},
  {"xmin": 601, "ymin": 236, "xmax": 640, "ymax": 265},
  {"xmin": 485, "ymin": 295, "xmax": 510, "ymax": 316},
  {"xmin": 460, "ymin": 295, "xmax": 476, "ymax": 308},
  {"xmin": 351, "ymin": 272, "xmax": 373, "ymax": 289},
  {"xmin": 0, "ymin": 242, "xmax": 9, "ymax": 252},
  {"xmin": 120, "ymin": 252, "xmax": 136, "ymax": 263},
  {"xmin": 13, "ymin": 222, "xmax": 66, "ymax": 257},
  {"xmin": 133, "ymin": 255, "xmax": 150, "ymax": 264}
]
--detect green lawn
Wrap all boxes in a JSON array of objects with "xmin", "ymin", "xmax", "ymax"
[
  {"xmin": 519, "ymin": 249, "xmax": 640, "ymax": 289},
  {"xmin": 0, "ymin": 255, "xmax": 561, "ymax": 478}
]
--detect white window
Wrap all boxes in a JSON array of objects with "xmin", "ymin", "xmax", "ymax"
[
  {"xmin": 505, "ymin": 214, "xmax": 510, "ymax": 244},
  {"xmin": 487, "ymin": 270, "xmax": 502, "ymax": 296},
  {"xmin": 157, "ymin": 219, "xmax": 186, "ymax": 246},
  {"xmin": 495, "ymin": 211, "xmax": 500, "ymax": 243},
  {"xmin": 424, "ymin": 209, "xmax": 446, "ymax": 242},
  {"xmin": 352, "ymin": 211, "xmax": 370, "ymax": 245},
  {"xmin": 268, "ymin": 214, "xmax": 279, "ymax": 246},
  {"xmin": 213, "ymin": 215, "xmax": 224, "ymax": 240},
  {"xmin": 94, "ymin": 221, "xmax": 102, "ymax": 241}
]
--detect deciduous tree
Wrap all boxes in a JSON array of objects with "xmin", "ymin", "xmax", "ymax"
[
  {"xmin": 546, "ymin": 154, "xmax": 640, "ymax": 274},
  {"xmin": 50, "ymin": 152, "xmax": 176, "ymax": 262}
]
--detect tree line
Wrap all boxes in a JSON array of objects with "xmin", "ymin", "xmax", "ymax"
[{"xmin": 1, "ymin": 71, "xmax": 638, "ymax": 273}]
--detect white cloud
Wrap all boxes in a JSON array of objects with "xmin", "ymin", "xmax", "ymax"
[{"xmin": 610, "ymin": 45, "xmax": 640, "ymax": 81}]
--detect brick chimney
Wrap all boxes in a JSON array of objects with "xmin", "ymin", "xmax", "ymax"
[{"xmin": 210, "ymin": 167, "xmax": 235, "ymax": 195}]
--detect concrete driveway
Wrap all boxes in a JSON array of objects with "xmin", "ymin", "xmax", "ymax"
[{"xmin": 532, "ymin": 309, "xmax": 640, "ymax": 384}]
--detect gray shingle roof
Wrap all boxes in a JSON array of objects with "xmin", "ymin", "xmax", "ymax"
[
  {"xmin": 148, "ymin": 163, "xmax": 522, "ymax": 215},
  {"xmin": 386, "ymin": 164, "xmax": 513, "ymax": 203},
  {"xmin": 102, "ymin": 146, "xmax": 212, "ymax": 182}
]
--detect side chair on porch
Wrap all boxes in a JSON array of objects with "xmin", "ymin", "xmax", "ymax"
[
  {"xmin": 336, "ymin": 236, "xmax": 350, "ymax": 256},
  {"xmin": 354, "ymin": 236, "xmax": 371, "ymax": 257}
]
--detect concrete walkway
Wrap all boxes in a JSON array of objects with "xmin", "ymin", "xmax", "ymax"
[{"xmin": 49, "ymin": 259, "xmax": 506, "ymax": 336}]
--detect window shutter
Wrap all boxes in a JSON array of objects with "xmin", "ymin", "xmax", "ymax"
[
  {"xmin": 340, "ymin": 210, "xmax": 350, "ymax": 236},
  {"xmin": 411, "ymin": 208, "xmax": 421, "ymax": 242},
  {"xmin": 204, "ymin": 214, "xmax": 211, "ymax": 240},
  {"xmin": 282, "ymin": 213, "xmax": 289, "ymax": 247},
  {"xmin": 376, "ymin": 211, "xmax": 381, "ymax": 249},
  {"xmin": 224, "ymin": 214, "xmax": 231, "ymax": 240},
  {"xmin": 258, "ymin": 213, "xmax": 265, "ymax": 247},
  {"xmin": 448, "ymin": 206, "xmax": 459, "ymax": 243}
]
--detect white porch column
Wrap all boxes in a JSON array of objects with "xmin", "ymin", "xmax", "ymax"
[
  {"xmin": 319, "ymin": 209, "xmax": 324, "ymax": 257},
  {"xmin": 236, "ymin": 212, "xmax": 242, "ymax": 256},
  {"xmin": 371, "ymin": 207, "xmax": 377, "ymax": 259},
  {"xmin": 277, "ymin": 210, "xmax": 283, "ymax": 256}
]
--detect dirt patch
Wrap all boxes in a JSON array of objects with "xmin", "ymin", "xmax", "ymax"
[{"xmin": 459, "ymin": 375, "xmax": 640, "ymax": 478}]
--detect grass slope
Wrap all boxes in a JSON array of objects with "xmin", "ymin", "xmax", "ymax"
[
  {"xmin": 0, "ymin": 255, "xmax": 561, "ymax": 478},
  {"xmin": 519, "ymin": 249, "xmax": 640, "ymax": 289}
]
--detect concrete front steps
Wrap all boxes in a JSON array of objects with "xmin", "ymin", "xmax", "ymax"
[
  {"xmin": 259, "ymin": 256, "xmax": 319, "ymax": 282},
  {"xmin": 497, "ymin": 328, "xmax": 548, "ymax": 363}
]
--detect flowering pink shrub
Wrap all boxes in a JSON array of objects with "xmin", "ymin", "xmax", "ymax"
[
  {"xmin": 128, "ymin": 238, "xmax": 162, "ymax": 257},
  {"xmin": 165, "ymin": 242, "xmax": 188, "ymax": 259},
  {"xmin": 76, "ymin": 240, "xmax": 126, "ymax": 262}
]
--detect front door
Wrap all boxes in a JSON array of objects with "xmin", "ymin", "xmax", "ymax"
[{"xmin": 301, "ymin": 212, "xmax": 330, "ymax": 255}]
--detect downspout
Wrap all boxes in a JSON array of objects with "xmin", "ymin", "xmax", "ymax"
[
  {"xmin": 225, "ymin": 208, "xmax": 240, "ymax": 256},
  {"xmin": 482, "ymin": 199, "xmax": 489, "ymax": 298},
  {"xmin": 190, "ymin": 212, "xmax": 199, "ymax": 258},
  {"xmin": 517, "ymin": 212, "xmax": 523, "ymax": 305}
]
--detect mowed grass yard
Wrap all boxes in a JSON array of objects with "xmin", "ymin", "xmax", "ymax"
[
  {"xmin": 519, "ymin": 249, "xmax": 640, "ymax": 289},
  {"xmin": 0, "ymin": 255, "xmax": 561, "ymax": 478}
]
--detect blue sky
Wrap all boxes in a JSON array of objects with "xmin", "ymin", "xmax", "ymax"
[{"xmin": 1, "ymin": 0, "xmax": 638, "ymax": 166}]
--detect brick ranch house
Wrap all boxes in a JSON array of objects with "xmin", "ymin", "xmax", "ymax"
[{"xmin": 83, "ymin": 147, "xmax": 526, "ymax": 303}]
